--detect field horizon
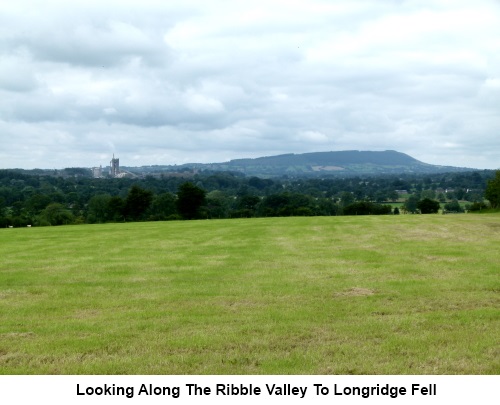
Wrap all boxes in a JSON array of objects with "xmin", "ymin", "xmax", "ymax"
[{"xmin": 1, "ymin": 214, "xmax": 499, "ymax": 374}]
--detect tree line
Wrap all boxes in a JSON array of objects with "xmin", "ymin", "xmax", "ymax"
[{"xmin": 0, "ymin": 169, "xmax": 498, "ymax": 227}]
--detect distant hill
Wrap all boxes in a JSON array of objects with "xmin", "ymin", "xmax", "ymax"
[
  {"xmin": 0, "ymin": 150, "xmax": 478, "ymax": 179},
  {"xmin": 174, "ymin": 150, "xmax": 473, "ymax": 177}
]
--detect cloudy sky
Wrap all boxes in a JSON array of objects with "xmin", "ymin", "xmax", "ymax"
[{"xmin": 1, "ymin": 0, "xmax": 499, "ymax": 170}]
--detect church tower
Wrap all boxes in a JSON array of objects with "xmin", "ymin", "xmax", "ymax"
[{"xmin": 110, "ymin": 154, "xmax": 120, "ymax": 177}]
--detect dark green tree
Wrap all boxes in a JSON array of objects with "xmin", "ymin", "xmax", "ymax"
[
  {"xmin": 403, "ymin": 195, "xmax": 419, "ymax": 213},
  {"xmin": 421, "ymin": 189, "xmax": 436, "ymax": 200},
  {"xmin": 238, "ymin": 195, "xmax": 260, "ymax": 211},
  {"xmin": 340, "ymin": 191, "xmax": 355, "ymax": 207},
  {"xmin": 444, "ymin": 199, "xmax": 463, "ymax": 213},
  {"xmin": 107, "ymin": 196, "xmax": 125, "ymax": 222},
  {"xmin": 258, "ymin": 193, "xmax": 292, "ymax": 217},
  {"xmin": 343, "ymin": 201, "xmax": 391, "ymax": 215},
  {"xmin": 388, "ymin": 191, "xmax": 399, "ymax": 202},
  {"xmin": 87, "ymin": 194, "xmax": 111, "ymax": 223},
  {"xmin": 485, "ymin": 170, "xmax": 500, "ymax": 208},
  {"xmin": 455, "ymin": 188, "xmax": 466, "ymax": 200},
  {"xmin": 374, "ymin": 191, "xmax": 388, "ymax": 203},
  {"xmin": 25, "ymin": 193, "xmax": 51, "ymax": 215},
  {"xmin": 148, "ymin": 192, "xmax": 177, "ymax": 220},
  {"xmin": 0, "ymin": 215, "xmax": 9, "ymax": 228},
  {"xmin": 231, "ymin": 193, "xmax": 260, "ymax": 218},
  {"xmin": 468, "ymin": 201, "xmax": 488, "ymax": 211},
  {"xmin": 204, "ymin": 190, "xmax": 232, "ymax": 219},
  {"xmin": 38, "ymin": 203, "xmax": 74, "ymax": 226},
  {"xmin": 316, "ymin": 199, "xmax": 340, "ymax": 216},
  {"xmin": 124, "ymin": 185, "xmax": 153, "ymax": 221},
  {"xmin": 176, "ymin": 182, "xmax": 206, "ymax": 219},
  {"xmin": 417, "ymin": 198, "xmax": 440, "ymax": 214}
]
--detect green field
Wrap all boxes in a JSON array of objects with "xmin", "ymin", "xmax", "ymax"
[{"xmin": 1, "ymin": 215, "xmax": 499, "ymax": 374}]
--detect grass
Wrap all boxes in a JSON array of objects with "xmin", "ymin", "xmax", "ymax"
[{"xmin": 0, "ymin": 214, "xmax": 499, "ymax": 374}]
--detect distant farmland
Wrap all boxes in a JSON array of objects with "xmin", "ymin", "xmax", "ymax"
[{"xmin": 0, "ymin": 215, "xmax": 499, "ymax": 374}]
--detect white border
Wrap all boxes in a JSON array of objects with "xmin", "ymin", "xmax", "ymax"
[{"xmin": 1, "ymin": 375, "xmax": 498, "ymax": 404}]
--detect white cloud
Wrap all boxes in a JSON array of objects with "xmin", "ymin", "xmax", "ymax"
[
  {"xmin": 297, "ymin": 130, "xmax": 329, "ymax": 144},
  {"xmin": 182, "ymin": 90, "xmax": 225, "ymax": 115}
]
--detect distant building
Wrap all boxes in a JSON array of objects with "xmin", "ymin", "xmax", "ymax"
[
  {"xmin": 110, "ymin": 155, "xmax": 120, "ymax": 178},
  {"xmin": 91, "ymin": 165, "xmax": 103, "ymax": 178}
]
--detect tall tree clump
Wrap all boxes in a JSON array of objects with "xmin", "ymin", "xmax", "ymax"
[
  {"xmin": 37, "ymin": 203, "xmax": 74, "ymax": 226},
  {"xmin": 484, "ymin": 170, "xmax": 500, "ymax": 209},
  {"xmin": 124, "ymin": 185, "xmax": 153, "ymax": 221},
  {"xmin": 417, "ymin": 198, "xmax": 441, "ymax": 214},
  {"xmin": 176, "ymin": 182, "xmax": 206, "ymax": 219}
]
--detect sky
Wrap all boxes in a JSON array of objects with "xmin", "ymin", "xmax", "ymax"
[{"xmin": 1, "ymin": 0, "xmax": 499, "ymax": 170}]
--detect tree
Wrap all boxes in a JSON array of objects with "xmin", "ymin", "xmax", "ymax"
[
  {"xmin": 316, "ymin": 199, "xmax": 340, "ymax": 216},
  {"xmin": 374, "ymin": 191, "xmax": 388, "ymax": 203},
  {"xmin": 38, "ymin": 203, "xmax": 74, "ymax": 225},
  {"xmin": 444, "ymin": 200, "xmax": 463, "ymax": 213},
  {"xmin": 231, "ymin": 193, "xmax": 260, "ymax": 218},
  {"xmin": 25, "ymin": 193, "xmax": 51, "ymax": 215},
  {"xmin": 176, "ymin": 182, "xmax": 206, "ymax": 219},
  {"xmin": 421, "ymin": 189, "xmax": 436, "ymax": 200},
  {"xmin": 343, "ymin": 201, "xmax": 391, "ymax": 215},
  {"xmin": 455, "ymin": 188, "xmax": 466, "ymax": 200},
  {"xmin": 417, "ymin": 198, "xmax": 440, "ymax": 214},
  {"xmin": 339, "ymin": 191, "xmax": 355, "ymax": 207},
  {"xmin": 485, "ymin": 170, "xmax": 500, "ymax": 208},
  {"xmin": 388, "ymin": 191, "xmax": 399, "ymax": 202},
  {"xmin": 258, "ymin": 193, "xmax": 297, "ymax": 217},
  {"xmin": 87, "ymin": 194, "xmax": 111, "ymax": 223},
  {"xmin": 107, "ymin": 196, "xmax": 125, "ymax": 222},
  {"xmin": 403, "ymin": 195, "xmax": 419, "ymax": 213},
  {"xmin": 205, "ymin": 190, "xmax": 231, "ymax": 219},
  {"xmin": 124, "ymin": 185, "xmax": 153, "ymax": 221},
  {"xmin": 468, "ymin": 201, "xmax": 488, "ymax": 212},
  {"xmin": 238, "ymin": 195, "xmax": 260, "ymax": 211},
  {"xmin": 148, "ymin": 192, "xmax": 177, "ymax": 220}
]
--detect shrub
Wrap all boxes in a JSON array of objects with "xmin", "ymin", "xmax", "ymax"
[
  {"xmin": 468, "ymin": 201, "xmax": 489, "ymax": 212},
  {"xmin": 417, "ymin": 198, "xmax": 440, "ymax": 214}
]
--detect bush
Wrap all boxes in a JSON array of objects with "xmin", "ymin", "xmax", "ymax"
[
  {"xmin": 417, "ymin": 198, "xmax": 440, "ymax": 214},
  {"xmin": 166, "ymin": 214, "xmax": 182, "ymax": 221},
  {"xmin": 293, "ymin": 207, "xmax": 314, "ymax": 216},
  {"xmin": 468, "ymin": 202, "xmax": 489, "ymax": 212},
  {"xmin": 343, "ymin": 202, "xmax": 391, "ymax": 215},
  {"xmin": 443, "ymin": 200, "xmax": 464, "ymax": 213},
  {"xmin": 230, "ymin": 209, "xmax": 254, "ymax": 218}
]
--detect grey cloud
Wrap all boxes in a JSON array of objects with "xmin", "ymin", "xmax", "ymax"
[
  {"xmin": 1, "ymin": 0, "xmax": 500, "ymax": 169},
  {"xmin": 17, "ymin": 21, "xmax": 170, "ymax": 68},
  {"xmin": 0, "ymin": 53, "xmax": 39, "ymax": 92}
]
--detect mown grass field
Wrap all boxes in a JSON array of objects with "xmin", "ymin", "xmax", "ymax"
[{"xmin": 0, "ymin": 214, "xmax": 499, "ymax": 374}]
